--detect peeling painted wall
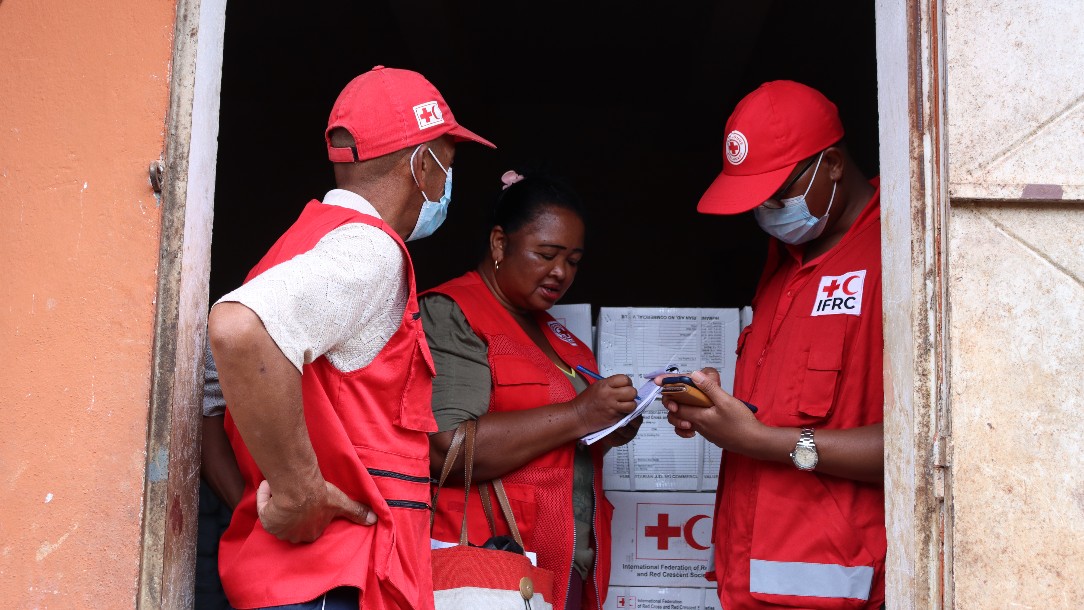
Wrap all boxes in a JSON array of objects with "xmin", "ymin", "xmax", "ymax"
[
  {"xmin": 945, "ymin": 1, "xmax": 1084, "ymax": 607},
  {"xmin": 0, "ymin": 1, "xmax": 176, "ymax": 607}
]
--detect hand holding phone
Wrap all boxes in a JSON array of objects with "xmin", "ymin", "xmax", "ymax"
[
  {"xmin": 660, "ymin": 376, "xmax": 714, "ymax": 407},
  {"xmin": 660, "ymin": 375, "xmax": 760, "ymax": 412}
]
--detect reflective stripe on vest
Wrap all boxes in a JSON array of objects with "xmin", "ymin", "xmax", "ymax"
[{"xmin": 749, "ymin": 559, "xmax": 873, "ymax": 600}]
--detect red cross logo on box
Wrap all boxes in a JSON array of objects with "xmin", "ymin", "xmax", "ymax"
[
  {"xmin": 413, "ymin": 101, "xmax": 445, "ymax": 130},
  {"xmin": 636, "ymin": 503, "xmax": 713, "ymax": 560}
]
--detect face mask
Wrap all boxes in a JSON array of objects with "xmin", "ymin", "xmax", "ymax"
[
  {"xmin": 753, "ymin": 152, "xmax": 837, "ymax": 245},
  {"xmin": 407, "ymin": 145, "xmax": 452, "ymax": 241}
]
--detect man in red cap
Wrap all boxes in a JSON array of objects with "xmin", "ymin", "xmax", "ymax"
[
  {"xmin": 662, "ymin": 80, "xmax": 886, "ymax": 609},
  {"xmin": 207, "ymin": 66, "xmax": 494, "ymax": 610}
]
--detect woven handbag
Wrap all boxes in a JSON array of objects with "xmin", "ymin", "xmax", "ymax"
[{"xmin": 431, "ymin": 420, "xmax": 555, "ymax": 609}]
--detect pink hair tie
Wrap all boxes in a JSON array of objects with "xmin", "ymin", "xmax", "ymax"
[{"xmin": 500, "ymin": 170, "xmax": 525, "ymax": 190}]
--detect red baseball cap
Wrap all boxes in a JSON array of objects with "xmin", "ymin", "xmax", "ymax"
[
  {"xmin": 325, "ymin": 66, "xmax": 496, "ymax": 163},
  {"xmin": 697, "ymin": 80, "xmax": 844, "ymax": 215}
]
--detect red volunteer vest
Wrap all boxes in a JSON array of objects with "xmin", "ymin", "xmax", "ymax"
[
  {"xmin": 220, "ymin": 200, "xmax": 438, "ymax": 610},
  {"xmin": 425, "ymin": 271, "xmax": 612, "ymax": 610},
  {"xmin": 715, "ymin": 182, "xmax": 886, "ymax": 610}
]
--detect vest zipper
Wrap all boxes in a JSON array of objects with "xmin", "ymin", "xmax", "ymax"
[
  {"xmin": 385, "ymin": 499, "xmax": 431, "ymax": 511},
  {"xmin": 566, "ymin": 496, "xmax": 576, "ymax": 610},
  {"xmin": 366, "ymin": 468, "xmax": 432, "ymax": 484},
  {"xmin": 367, "ymin": 469, "xmax": 432, "ymax": 510},
  {"xmin": 590, "ymin": 467, "xmax": 602, "ymax": 609}
]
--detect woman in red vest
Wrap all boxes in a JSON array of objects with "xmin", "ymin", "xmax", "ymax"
[{"xmin": 422, "ymin": 170, "xmax": 639, "ymax": 610}]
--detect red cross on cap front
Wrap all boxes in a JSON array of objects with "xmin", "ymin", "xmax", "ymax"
[
  {"xmin": 697, "ymin": 80, "xmax": 844, "ymax": 215},
  {"xmin": 325, "ymin": 66, "xmax": 495, "ymax": 163}
]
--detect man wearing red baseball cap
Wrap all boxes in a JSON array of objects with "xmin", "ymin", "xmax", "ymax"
[
  {"xmin": 663, "ymin": 81, "xmax": 886, "ymax": 609},
  {"xmin": 207, "ymin": 66, "xmax": 494, "ymax": 610}
]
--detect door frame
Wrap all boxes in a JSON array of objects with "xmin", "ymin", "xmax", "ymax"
[
  {"xmin": 137, "ymin": 0, "xmax": 226, "ymax": 606},
  {"xmin": 876, "ymin": 0, "xmax": 950, "ymax": 607}
]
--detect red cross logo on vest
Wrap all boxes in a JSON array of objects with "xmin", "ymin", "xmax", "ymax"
[
  {"xmin": 547, "ymin": 320, "xmax": 579, "ymax": 346},
  {"xmin": 812, "ymin": 269, "xmax": 867, "ymax": 317}
]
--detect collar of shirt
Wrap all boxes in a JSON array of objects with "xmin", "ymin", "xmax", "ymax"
[{"xmin": 323, "ymin": 189, "xmax": 382, "ymax": 219}]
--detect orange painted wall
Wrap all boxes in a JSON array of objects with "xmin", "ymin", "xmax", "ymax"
[{"xmin": 0, "ymin": 1, "xmax": 177, "ymax": 606}]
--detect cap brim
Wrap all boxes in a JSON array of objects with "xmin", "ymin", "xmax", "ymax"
[
  {"xmin": 447, "ymin": 124, "xmax": 496, "ymax": 149},
  {"xmin": 696, "ymin": 161, "xmax": 797, "ymax": 215}
]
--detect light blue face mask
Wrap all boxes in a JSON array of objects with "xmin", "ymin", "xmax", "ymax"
[
  {"xmin": 407, "ymin": 145, "xmax": 452, "ymax": 241},
  {"xmin": 753, "ymin": 151, "xmax": 837, "ymax": 245}
]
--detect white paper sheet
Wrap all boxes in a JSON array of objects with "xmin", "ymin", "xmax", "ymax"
[{"xmin": 580, "ymin": 378, "xmax": 664, "ymax": 445}]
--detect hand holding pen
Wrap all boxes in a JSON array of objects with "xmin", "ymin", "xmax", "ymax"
[
  {"xmin": 575, "ymin": 365, "xmax": 643, "ymax": 402},
  {"xmin": 565, "ymin": 366, "xmax": 638, "ymax": 435}
]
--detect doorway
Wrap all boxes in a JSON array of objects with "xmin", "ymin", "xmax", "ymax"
[{"xmin": 198, "ymin": 2, "xmax": 880, "ymax": 607}]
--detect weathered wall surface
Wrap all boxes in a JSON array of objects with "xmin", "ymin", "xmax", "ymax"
[
  {"xmin": 0, "ymin": 1, "xmax": 176, "ymax": 607},
  {"xmin": 948, "ymin": 204, "xmax": 1084, "ymax": 605},
  {"xmin": 945, "ymin": 0, "xmax": 1084, "ymax": 606}
]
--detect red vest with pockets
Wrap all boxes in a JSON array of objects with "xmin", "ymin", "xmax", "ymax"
[
  {"xmin": 715, "ymin": 182, "xmax": 886, "ymax": 610},
  {"xmin": 219, "ymin": 200, "xmax": 438, "ymax": 610},
  {"xmin": 425, "ymin": 271, "xmax": 612, "ymax": 610}
]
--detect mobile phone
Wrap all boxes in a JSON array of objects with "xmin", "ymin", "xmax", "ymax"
[{"xmin": 660, "ymin": 375, "xmax": 713, "ymax": 407}]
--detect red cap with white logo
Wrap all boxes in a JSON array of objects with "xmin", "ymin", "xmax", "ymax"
[
  {"xmin": 325, "ymin": 66, "xmax": 496, "ymax": 163},
  {"xmin": 697, "ymin": 80, "xmax": 844, "ymax": 215}
]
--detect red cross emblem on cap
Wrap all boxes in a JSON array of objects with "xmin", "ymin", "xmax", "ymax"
[
  {"xmin": 413, "ymin": 101, "xmax": 445, "ymax": 130},
  {"xmin": 725, "ymin": 130, "xmax": 748, "ymax": 165}
]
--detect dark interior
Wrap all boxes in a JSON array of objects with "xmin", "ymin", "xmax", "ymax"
[{"xmin": 209, "ymin": 1, "xmax": 878, "ymax": 312}]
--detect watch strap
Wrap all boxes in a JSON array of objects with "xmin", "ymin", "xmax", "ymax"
[{"xmin": 790, "ymin": 427, "xmax": 818, "ymax": 471}]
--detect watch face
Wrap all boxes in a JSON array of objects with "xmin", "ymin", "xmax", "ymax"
[{"xmin": 793, "ymin": 445, "xmax": 818, "ymax": 470}]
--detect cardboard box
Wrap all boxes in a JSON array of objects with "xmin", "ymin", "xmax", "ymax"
[
  {"xmin": 603, "ymin": 412, "xmax": 719, "ymax": 491},
  {"xmin": 606, "ymin": 491, "xmax": 716, "ymax": 588}
]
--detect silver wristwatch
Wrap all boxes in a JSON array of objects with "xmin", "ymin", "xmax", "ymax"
[{"xmin": 790, "ymin": 428, "xmax": 819, "ymax": 471}]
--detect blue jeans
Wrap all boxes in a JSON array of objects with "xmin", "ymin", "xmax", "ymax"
[{"xmin": 257, "ymin": 587, "xmax": 358, "ymax": 610}]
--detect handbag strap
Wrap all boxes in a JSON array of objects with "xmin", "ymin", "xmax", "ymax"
[
  {"xmin": 490, "ymin": 478, "xmax": 525, "ymax": 550},
  {"xmin": 430, "ymin": 422, "xmax": 469, "ymax": 528},
  {"xmin": 458, "ymin": 419, "xmax": 477, "ymax": 545},
  {"xmin": 432, "ymin": 419, "xmax": 527, "ymax": 551},
  {"xmin": 478, "ymin": 483, "xmax": 498, "ymax": 536}
]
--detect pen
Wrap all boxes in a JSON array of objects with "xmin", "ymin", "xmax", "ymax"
[
  {"xmin": 574, "ymin": 365, "xmax": 605, "ymax": 381},
  {"xmin": 740, "ymin": 401, "xmax": 759, "ymax": 414},
  {"xmin": 575, "ymin": 365, "xmax": 643, "ymax": 402},
  {"xmin": 641, "ymin": 366, "xmax": 680, "ymax": 379}
]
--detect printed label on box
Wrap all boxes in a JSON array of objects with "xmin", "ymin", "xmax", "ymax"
[
  {"xmin": 596, "ymin": 308, "xmax": 738, "ymax": 388},
  {"xmin": 608, "ymin": 492, "xmax": 715, "ymax": 587},
  {"xmin": 605, "ymin": 586, "xmax": 720, "ymax": 610},
  {"xmin": 597, "ymin": 307, "xmax": 738, "ymax": 491}
]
